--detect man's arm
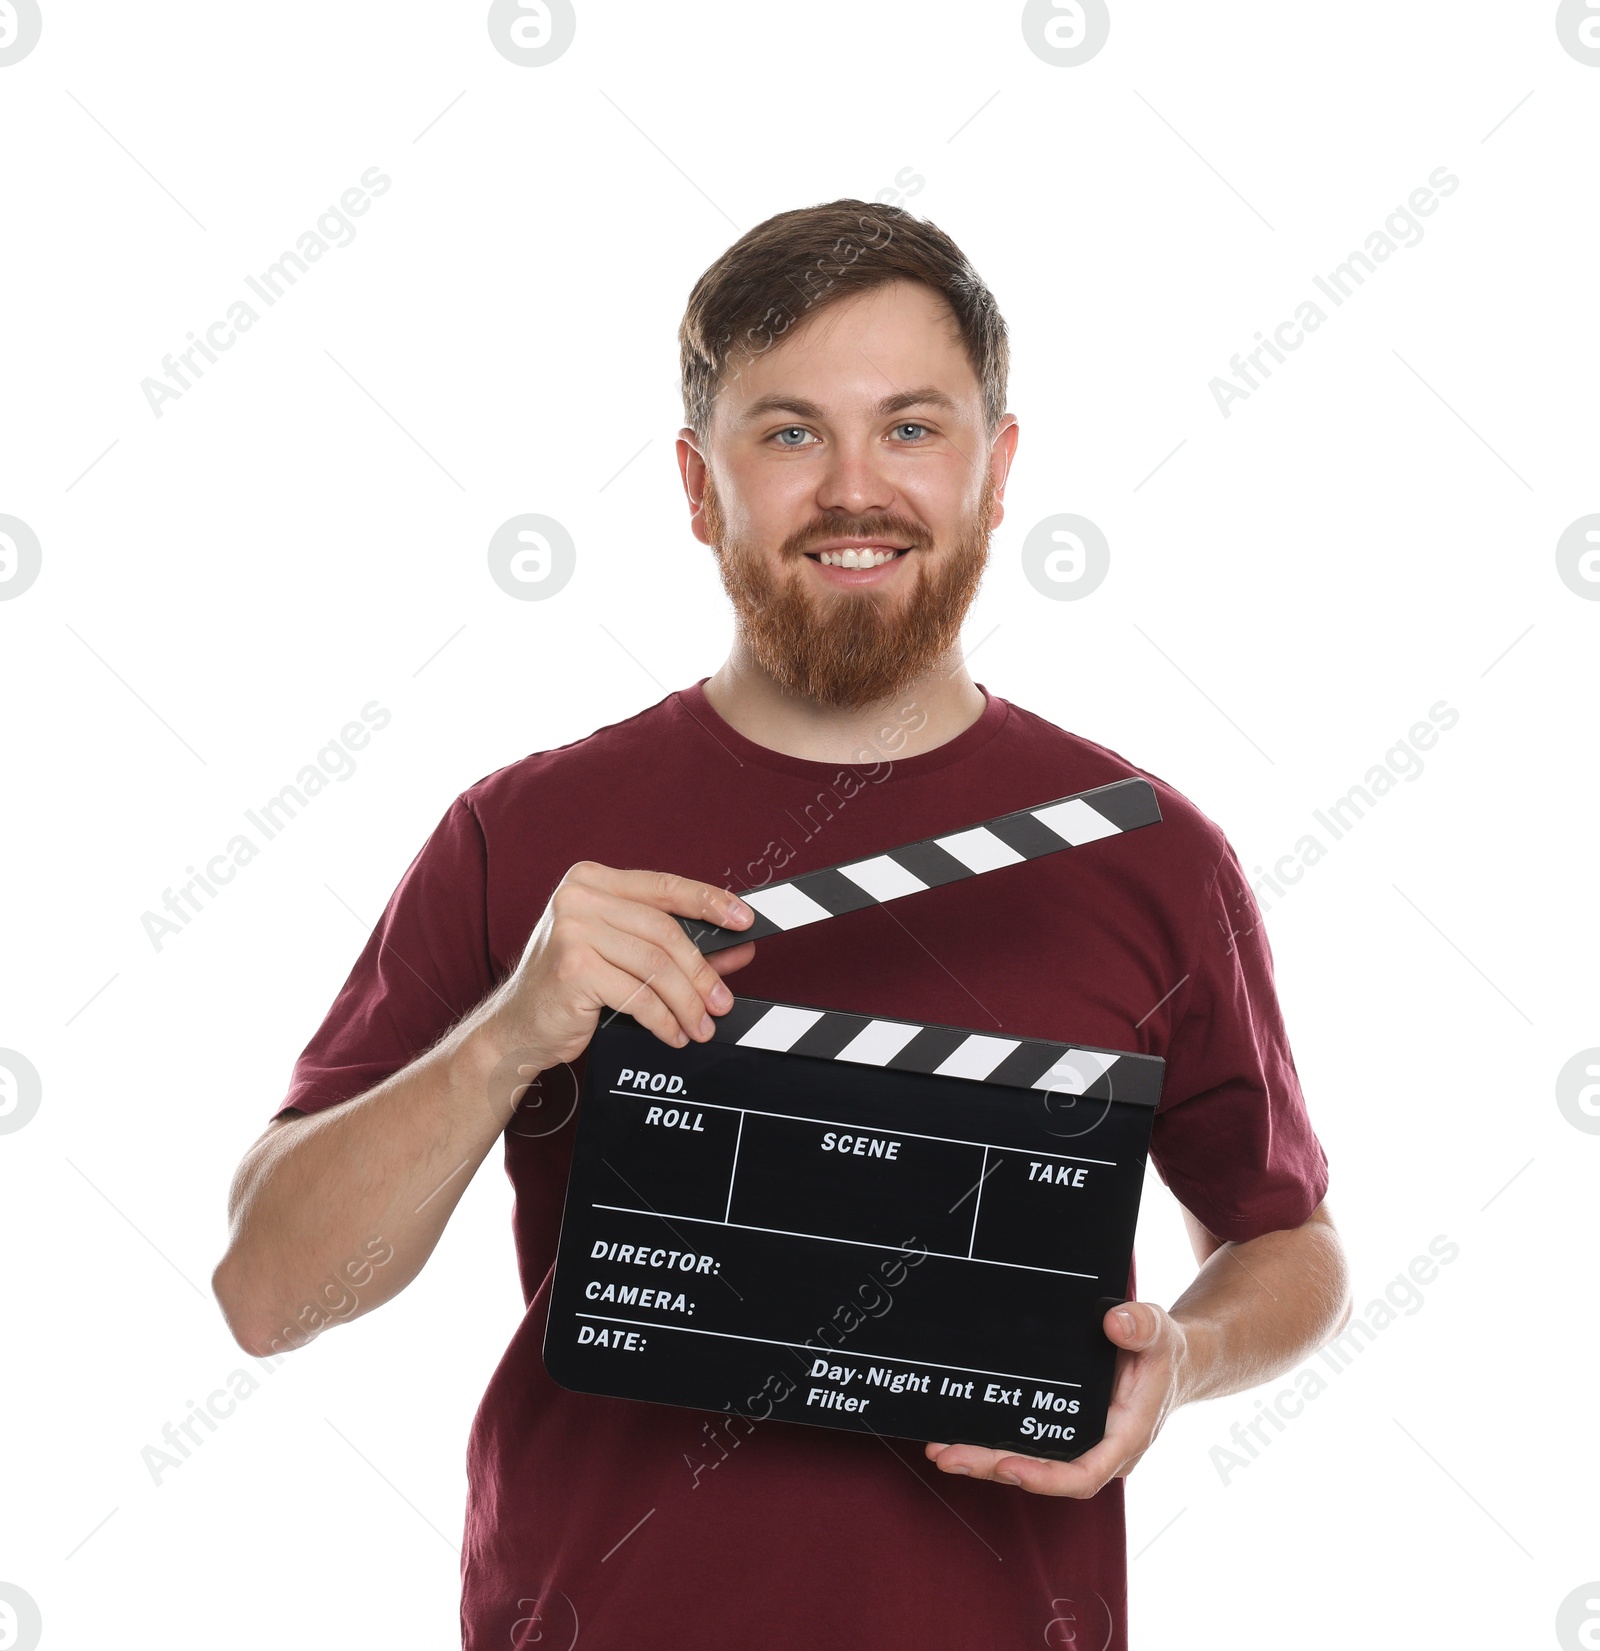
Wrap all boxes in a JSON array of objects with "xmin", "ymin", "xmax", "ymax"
[
  {"xmin": 924, "ymin": 1200, "xmax": 1351, "ymax": 1496},
  {"xmin": 212, "ymin": 864, "xmax": 756, "ymax": 1358}
]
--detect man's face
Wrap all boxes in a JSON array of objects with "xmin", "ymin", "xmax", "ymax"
[{"xmin": 680, "ymin": 279, "xmax": 1017, "ymax": 711}]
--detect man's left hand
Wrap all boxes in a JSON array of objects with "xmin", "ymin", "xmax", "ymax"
[{"xmin": 923, "ymin": 1301, "xmax": 1195, "ymax": 1498}]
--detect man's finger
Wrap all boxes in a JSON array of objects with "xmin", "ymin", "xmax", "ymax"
[
  {"xmin": 995, "ymin": 1438, "xmax": 1126, "ymax": 1494},
  {"xmin": 1103, "ymin": 1300, "xmax": 1165, "ymax": 1351},
  {"xmin": 929, "ymin": 1435, "xmax": 1127, "ymax": 1497},
  {"xmin": 590, "ymin": 893, "xmax": 743, "ymax": 1015},
  {"xmin": 585, "ymin": 923, "xmax": 727, "ymax": 1044},
  {"xmin": 568, "ymin": 862, "xmax": 754, "ymax": 930},
  {"xmin": 707, "ymin": 940, "xmax": 757, "ymax": 977},
  {"xmin": 633, "ymin": 866, "xmax": 756, "ymax": 929}
]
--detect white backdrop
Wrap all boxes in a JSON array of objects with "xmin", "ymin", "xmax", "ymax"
[{"xmin": 2, "ymin": 3, "xmax": 1597, "ymax": 1647}]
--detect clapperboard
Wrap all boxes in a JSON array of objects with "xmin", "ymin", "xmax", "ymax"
[{"xmin": 544, "ymin": 778, "xmax": 1165, "ymax": 1462}]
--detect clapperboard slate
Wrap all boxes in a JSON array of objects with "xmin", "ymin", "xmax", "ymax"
[{"xmin": 544, "ymin": 778, "xmax": 1166, "ymax": 1462}]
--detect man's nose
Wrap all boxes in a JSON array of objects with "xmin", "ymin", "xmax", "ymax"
[{"xmin": 814, "ymin": 434, "xmax": 896, "ymax": 518}]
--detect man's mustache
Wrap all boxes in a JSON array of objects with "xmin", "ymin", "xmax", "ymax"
[{"xmin": 783, "ymin": 517, "xmax": 933, "ymax": 557}]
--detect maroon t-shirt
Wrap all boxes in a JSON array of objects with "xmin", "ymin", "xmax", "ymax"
[{"xmin": 275, "ymin": 679, "xmax": 1329, "ymax": 1650}]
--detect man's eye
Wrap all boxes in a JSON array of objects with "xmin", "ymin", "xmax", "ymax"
[
  {"xmin": 773, "ymin": 427, "xmax": 813, "ymax": 447},
  {"xmin": 893, "ymin": 422, "xmax": 930, "ymax": 441}
]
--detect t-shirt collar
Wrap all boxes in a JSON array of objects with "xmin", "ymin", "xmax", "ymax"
[{"xmin": 673, "ymin": 675, "xmax": 1010, "ymax": 781}]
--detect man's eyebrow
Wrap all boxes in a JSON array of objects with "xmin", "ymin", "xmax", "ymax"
[
  {"xmin": 877, "ymin": 386, "xmax": 960, "ymax": 417},
  {"xmin": 734, "ymin": 386, "xmax": 961, "ymax": 426}
]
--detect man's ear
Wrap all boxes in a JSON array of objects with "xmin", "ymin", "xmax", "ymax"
[
  {"xmin": 988, "ymin": 415, "xmax": 1020, "ymax": 532},
  {"xmin": 677, "ymin": 427, "xmax": 713, "ymax": 547}
]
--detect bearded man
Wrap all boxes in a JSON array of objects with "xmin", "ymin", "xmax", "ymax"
[{"xmin": 214, "ymin": 199, "xmax": 1348, "ymax": 1650}]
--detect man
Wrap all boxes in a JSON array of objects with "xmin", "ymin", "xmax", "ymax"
[{"xmin": 214, "ymin": 198, "xmax": 1350, "ymax": 1649}]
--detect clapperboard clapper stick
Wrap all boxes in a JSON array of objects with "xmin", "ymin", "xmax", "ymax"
[
  {"xmin": 673, "ymin": 775, "xmax": 1162, "ymax": 954},
  {"xmin": 545, "ymin": 778, "xmax": 1167, "ymax": 1463}
]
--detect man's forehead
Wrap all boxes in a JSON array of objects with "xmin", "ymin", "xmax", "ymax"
[
  {"xmin": 732, "ymin": 385, "xmax": 964, "ymax": 428},
  {"xmin": 721, "ymin": 286, "xmax": 979, "ymax": 430}
]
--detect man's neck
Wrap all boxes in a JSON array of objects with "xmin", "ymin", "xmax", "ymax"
[{"xmin": 700, "ymin": 644, "xmax": 988, "ymax": 765}]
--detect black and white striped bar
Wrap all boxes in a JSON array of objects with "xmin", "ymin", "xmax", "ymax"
[
  {"xmin": 678, "ymin": 777, "xmax": 1161, "ymax": 955},
  {"xmin": 705, "ymin": 994, "xmax": 1164, "ymax": 1109}
]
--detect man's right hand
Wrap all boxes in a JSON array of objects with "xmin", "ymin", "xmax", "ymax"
[
  {"xmin": 476, "ymin": 863, "xmax": 758, "ymax": 1075},
  {"xmin": 212, "ymin": 863, "xmax": 757, "ymax": 1358}
]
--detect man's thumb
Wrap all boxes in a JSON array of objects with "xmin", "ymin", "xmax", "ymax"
[{"xmin": 1107, "ymin": 1302, "xmax": 1159, "ymax": 1347}]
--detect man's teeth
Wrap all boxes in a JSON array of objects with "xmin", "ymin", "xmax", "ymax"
[{"xmin": 817, "ymin": 547, "xmax": 903, "ymax": 568}]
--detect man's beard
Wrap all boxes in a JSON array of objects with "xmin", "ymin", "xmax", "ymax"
[{"xmin": 701, "ymin": 469, "xmax": 996, "ymax": 712}]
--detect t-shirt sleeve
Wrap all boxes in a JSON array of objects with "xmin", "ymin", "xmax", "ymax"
[
  {"xmin": 1147, "ymin": 837, "xmax": 1330, "ymax": 1242},
  {"xmin": 272, "ymin": 796, "xmax": 497, "ymax": 1120}
]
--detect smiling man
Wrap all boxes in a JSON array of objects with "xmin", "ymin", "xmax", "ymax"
[
  {"xmin": 691, "ymin": 277, "xmax": 999, "ymax": 717},
  {"xmin": 214, "ymin": 199, "xmax": 1348, "ymax": 1650}
]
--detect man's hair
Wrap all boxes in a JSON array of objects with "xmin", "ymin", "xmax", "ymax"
[{"xmin": 678, "ymin": 198, "xmax": 1009, "ymax": 442}]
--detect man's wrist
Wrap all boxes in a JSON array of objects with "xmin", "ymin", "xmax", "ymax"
[
  {"xmin": 449, "ymin": 1005, "xmax": 563, "ymax": 1127},
  {"xmin": 449, "ymin": 1010, "xmax": 522, "ymax": 1103},
  {"xmin": 1168, "ymin": 1310, "xmax": 1225, "ymax": 1407}
]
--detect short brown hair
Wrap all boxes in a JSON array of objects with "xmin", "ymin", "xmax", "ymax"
[{"xmin": 678, "ymin": 198, "xmax": 1009, "ymax": 441}]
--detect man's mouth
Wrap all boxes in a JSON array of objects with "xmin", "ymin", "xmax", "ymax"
[{"xmin": 803, "ymin": 545, "xmax": 912, "ymax": 569}]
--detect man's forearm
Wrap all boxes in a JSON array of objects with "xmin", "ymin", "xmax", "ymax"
[
  {"xmin": 213, "ymin": 1008, "xmax": 518, "ymax": 1357},
  {"xmin": 214, "ymin": 864, "xmax": 754, "ymax": 1360},
  {"xmin": 1169, "ymin": 1205, "xmax": 1351, "ymax": 1407}
]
